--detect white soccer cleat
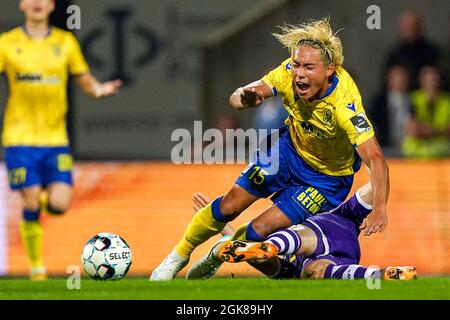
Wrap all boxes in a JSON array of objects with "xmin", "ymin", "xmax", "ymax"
[
  {"xmin": 30, "ymin": 266, "xmax": 47, "ymax": 281},
  {"xmin": 149, "ymin": 248, "xmax": 189, "ymax": 281},
  {"xmin": 186, "ymin": 236, "xmax": 230, "ymax": 280}
]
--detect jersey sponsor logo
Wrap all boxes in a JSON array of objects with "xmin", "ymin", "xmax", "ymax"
[
  {"xmin": 346, "ymin": 102, "xmax": 356, "ymax": 112},
  {"xmin": 285, "ymin": 62, "xmax": 292, "ymax": 70},
  {"xmin": 16, "ymin": 73, "xmax": 61, "ymax": 84},
  {"xmin": 16, "ymin": 73, "xmax": 42, "ymax": 82},
  {"xmin": 294, "ymin": 186, "xmax": 327, "ymax": 215},
  {"xmin": 300, "ymin": 121, "xmax": 314, "ymax": 133},
  {"xmin": 300, "ymin": 121, "xmax": 336, "ymax": 141},
  {"xmin": 350, "ymin": 113, "xmax": 371, "ymax": 133}
]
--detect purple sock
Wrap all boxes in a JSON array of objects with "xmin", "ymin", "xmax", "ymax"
[
  {"xmin": 267, "ymin": 229, "xmax": 302, "ymax": 255},
  {"xmin": 324, "ymin": 264, "xmax": 380, "ymax": 280}
]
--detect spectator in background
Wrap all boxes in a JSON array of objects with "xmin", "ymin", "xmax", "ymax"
[
  {"xmin": 385, "ymin": 10, "xmax": 441, "ymax": 90},
  {"xmin": 252, "ymin": 95, "xmax": 289, "ymax": 131},
  {"xmin": 215, "ymin": 113, "xmax": 240, "ymax": 135},
  {"xmin": 369, "ymin": 65, "xmax": 411, "ymax": 149},
  {"xmin": 253, "ymin": 67, "xmax": 289, "ymax": 132},
  {"xmin": 214, "ymin": 113, "xmax": 240, "ymax": 162},
  {"xmin": 403, "ymin": 66, "xmax": 450, "ymax": 159},
  {"xmin": 444, "ymin": 23, "xmax": 450, "ymax": 90}
]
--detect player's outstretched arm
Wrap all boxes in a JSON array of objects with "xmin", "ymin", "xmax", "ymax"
[
  {"xmin": 229, "ymin": 80, "xmax": 273, "ymax": 110},
  {"xmin": 356, "ymin": 136, "xmax": 390, "ymax": 236},
  {"xmin": 75, "ymin": 73, "xmax": 122, "ymax": 98}
]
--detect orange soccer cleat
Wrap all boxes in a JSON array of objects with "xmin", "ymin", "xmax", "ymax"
[
  {"xmin": 217, "ymin": 240, "xmax": 279, "ymax": 263},
  {"xmin": 383, "ymin": 266, "xmax": 417, "ymax": 280}
]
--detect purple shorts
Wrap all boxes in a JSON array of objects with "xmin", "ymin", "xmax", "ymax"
[{"xmin": 295, "ymin": 194, "xmax": 371, "ymax": 274}]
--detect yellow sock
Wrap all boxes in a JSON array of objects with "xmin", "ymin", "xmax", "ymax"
[
  {"xmin": 230, "ymin": 223, "xmax": 249, "ymax": 241},
  {"xmin": 175, "ymin": 203, "xmax": 227, "ymax": 258},
  {"xmin": 38, "ymin": 192, "xmax": 49, "ymax": 214},
  {"xmin": 20, "ymin": 220, "xmax": 44, "ymax": 269}
]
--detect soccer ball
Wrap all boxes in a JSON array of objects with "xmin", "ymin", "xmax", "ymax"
[{"xmin": 81, "ymin": 232, "xmax": 132, "ymax": 280}]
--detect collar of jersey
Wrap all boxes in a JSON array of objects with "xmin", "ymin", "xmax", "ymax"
[
  {"xmin": 21, "ymin": 25, "xmax": 53, "ymax": 39},
  {"xmin": 318, "ymin": 73, "xmax": 339, "ymax": 100}
]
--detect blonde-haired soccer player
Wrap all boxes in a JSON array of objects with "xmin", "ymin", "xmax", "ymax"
[
  {"xmin": 151, "ymin": 18, "xmax": 389, "ymax": 281},
  {"xmin": 0, "ymin": 0, "xmax": 121, "ymax": 280}
]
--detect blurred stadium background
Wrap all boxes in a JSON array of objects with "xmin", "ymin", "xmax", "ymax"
[{"xmin": 0, "ymin": 0, "xmax": 448, "ymax": 278}]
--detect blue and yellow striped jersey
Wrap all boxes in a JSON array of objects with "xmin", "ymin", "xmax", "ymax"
[
  {"xmin": 261, "ymin": 58, "xmax": 374, "ymax": 176},
  {"xmin": 0, "ymin": 26, "xmax": 89, "ymax": 146}
]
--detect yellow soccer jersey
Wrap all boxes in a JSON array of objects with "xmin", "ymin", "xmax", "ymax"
[
  {"xmin": 0, "ymin": 26, "xmax": 89, "ymax": 146},
  {"xmin": 261, "ymin": 58, "xmax": 374, "ymax": 176}
]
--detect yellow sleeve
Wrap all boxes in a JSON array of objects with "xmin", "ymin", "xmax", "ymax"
[
  {"xmin": 0, "ymin": 35, "xmax": 5, "ymax": 73},
  {"xmin": 261, "ymin": 58, "xmax": 291, "ymax": 97},
  {"xmin": 339, "ymin": 98, "xmax": 375, "ymax": 146},
  {"xmin": 67, "ymin": 33, "xmax": 89, "ymax": 75}
]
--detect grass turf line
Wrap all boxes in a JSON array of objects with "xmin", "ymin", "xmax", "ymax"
[{"xmin": 0, "ymin": 277, "xmax": 449, "ymax": 300}]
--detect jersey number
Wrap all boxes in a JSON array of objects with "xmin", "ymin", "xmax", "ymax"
[
  {"xmin": 248, "ymin": 166, "xmax": 268, "ymax": 185},
  {"xmin": 8, "ymin": 167, "xmax": 27, "ymax": 185},
  {"xmin": 57, "ymin": 154, "xmax": 73, "ymax": 172}
]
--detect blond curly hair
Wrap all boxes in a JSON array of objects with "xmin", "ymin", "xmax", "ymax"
[{"xmin": 273, "ymin": 17, "xmax": 344, "ymax": 66}]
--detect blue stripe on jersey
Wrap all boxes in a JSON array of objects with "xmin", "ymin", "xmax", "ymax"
[{"xmin": 319, "ymin": 74, "xmax": 339, "ymax": 99}]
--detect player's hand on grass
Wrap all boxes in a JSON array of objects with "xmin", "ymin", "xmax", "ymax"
[
  {"xmin": 239, "ymin": 87, "xmax": 265, "ymax": 108},
  {"xmin": 95, "ymin": 79, "xmax": 122, "ymax": 98},
  {"xmin": 360, "ymin": 208, "xmax": 388, "ymax": 236}
]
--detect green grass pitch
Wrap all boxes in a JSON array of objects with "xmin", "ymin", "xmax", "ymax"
[{"xmin": 0, "ymin": 277, "xmax": 449, "ymax": 300}]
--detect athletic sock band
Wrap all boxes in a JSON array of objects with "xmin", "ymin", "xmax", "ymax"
[
  {"xmin": 23, "ymin": 209, "xmax": 40, "ymax": 221},
  {"xmin": 211, "ymin": 196, "xmax": 233, "ymax": 222},
  {"xmin": 267, "ymin": 228, "xmax": 301, "ymax": 255},
  {"xmin": 245, "ymin": 222, "xmax": 265, "ymax": 241}
]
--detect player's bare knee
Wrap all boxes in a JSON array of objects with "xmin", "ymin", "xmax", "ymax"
[
  {"xmin": 47, "ymin": 186, "xmax": 72, "ymax": 215},
  {"xmin": 20, "ymin": 190, "xmax": 41, "ymax": 211},
  {"xmin": 250, "ymin": 220, "xmax": 272, "ymax": 237},
  {"xmin": 219, "ymin": 198, "xmax": 240, "ymax": 220},
  {"xmin": 23, "ymin": 201, "xmax": 40, "ymax": 212},
  {"xmin": 47, "ymin": 199, "xmax": 70, "ymax": 215},
  {"xmin": 220, "ymin": 185, "xmax": 257, "ymax": 220},
  {"xmin": 22, "ymin": 198, "xmax": 40, "ymax": 211}
]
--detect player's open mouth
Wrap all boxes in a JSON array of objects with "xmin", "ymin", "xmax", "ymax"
[
  {"xmin": 32, "ymin": 7, "xmax": 44, "ymax": 13},
  {"xmin": 296, "ymin": 82, "xmax": 310, "ymax": 95}
]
